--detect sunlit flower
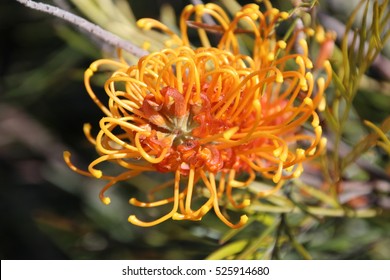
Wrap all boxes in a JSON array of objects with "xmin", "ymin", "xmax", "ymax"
[{"xmin": 64, "ymin": 2, "xmax": 331, "ymax": 228}]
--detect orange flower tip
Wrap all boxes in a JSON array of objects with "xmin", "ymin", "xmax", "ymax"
[
  {"xmin": 306, "ymin": 60, "xmax": 314, "ymax": 69},
  {"xmin": 277, "ymin": 41, "xmax": 287, "ymax": 51},
  {"xmin": 252, "ymin": 99, "xmax": 261, "ymax": 110},
  {"xmin": 317, "ymin": 76, "xmax": 325, "ymax": 89},
  {"xmin": 272, "ymin": 146, "xmax": 283, "ymax": 157},
  {"xmin": 303, "ymin": 97, "xmax": 313, "ymax": 107},
  {"xmin": 91, "ymin": 169, "xmax": 103, "ymax": 178},
  {"xmin": 296, "ymin": 148, "xmax": 306, "ymax": 159},
  {"xmin": 83, "ymin": 123, "xmax": 92, "ymax": 131},
  {"xmin": 63, "ymin": 151, "xmax": 71, "ymax": 160},
  {"xmin": 245, "ymin": 3, "xmax": 259, "ymax": 11},
  {"xmin": 311, "ymin": 113, "xmax": 320, "ymax": 128},
  {"xmin": 142, "ymin": 41, "xmax": 151, "ymax": 51},
  {"xmin": 307, "ymin": 28, "xmax": 315, "ymax": 37},
  {"xmin": 101, "ymin": 197, "xmax": 111, "ymax": 205},
  {"xmin": 270, "ymin": 8, "xmax": 280, "ymax": 16},
  {"xmin": 280, "ymin": 152, "xmax": 288, "ymax": 162},
  {"xmin": 285, "ymin": 165, "xmax": 294, "ymax": 172},
  {"xmin": 296, "ymin": 56, "xmax": 305, "ymax": 67},
  {"xmin": 323, "ymin": 59, "xmax": 331, "ymax": 68},
  {"xmin": 300, "ymin": 79, "xmax": 308, "ymax": 91},
  {"xmin": 242, "ymin": 199, "xmax": 251, "ymax": 207},
  {"xmin": 305, "ymin": 72, "xmax": 313, "ymax": 83},
  {"xmin": 128, "ymin": 215, "xmax": 139, "ymax": 225},
  {"xmin": 323, "ymin": 60, "xmax": 332, "ymax": 76},
  {"xmin": 136, "ymin": 19, "xmax": 152, "ymax": 30},
  {"xmin": 227, "ymin": 215, "xmax": 248, "ymax": 229},
  {"xmin": 293, "ymin": 165, "xmax": 303, "ymax": 177},
  {"xmin": 298, "ymin": 39, "xmax": 308, "ymax": 56},
  {"xmin": 315, "ymin": 26, "xmax": 325, "ymax": 42},
  {"xmin": 320, "ymin": 137, "xmax": 328, "ymax": 148},
  {"xmin": 223, "ymin": 126, "xmax": 240, "ymax": 140},
  {"xmin": 238, "ymin": 214, "xmax": 249, "ymax": 225},
  {"xmin": 164, "ymin": 41, "xmax": 173, "ymax": 48},
  {"xmin": 276, "ymin": 72, "xmax": 284, "ymax": 83},
  {"xmin": 267, "ymin": 53, "xmax": 275, "ymax": 61},
  {"xmin": 307, "ymin": 148, "xmax": 316, "ymax": 156},
  {"xmin": 249, "ymin": 13, "xmax": 259, "ymax": 20},
  {"xmin": 272, "ymin": 173, "xmax": 282, "ymax": 184},
  {"xmin": 280, "ymin": 11, "xmax": 289, "ymax": 19}
]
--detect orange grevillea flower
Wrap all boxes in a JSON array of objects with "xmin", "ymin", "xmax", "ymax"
[{"xmin": 64, "ymin": 2, "xmax": 332, "ymax": 228}]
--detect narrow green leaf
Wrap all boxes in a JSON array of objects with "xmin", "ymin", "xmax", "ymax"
[
  {"xmin": 332, "ymin": 69, "xmax": 349, "ymax": 100},
  {"xmin": 205, "ymin": 239, "xmax": 249, "ymax": 260},
  {"xmin": 235, "ymin": 220, "xmax": 279, "ymax": 260}
]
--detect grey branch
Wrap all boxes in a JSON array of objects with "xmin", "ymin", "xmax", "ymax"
[{"xmin": 15, "ymin": 0, "xmax": 149, "ymax": 57}]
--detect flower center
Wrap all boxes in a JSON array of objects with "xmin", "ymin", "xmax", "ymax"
[
  {"xmin": 140, "ymin": 85, "xmax": 235, "ymax": 175},
  {"xmin": 141, "ymin": 86, "xmax": 196, "ymax": 142}
]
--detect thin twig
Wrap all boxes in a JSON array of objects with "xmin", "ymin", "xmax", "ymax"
[
  {"xmin": 271, "ymin": 217, "xmax": 284, "ymax": 260},
  {"xmin": 15, "ymin": 0, "xmax": 149, "ymax": 57}
]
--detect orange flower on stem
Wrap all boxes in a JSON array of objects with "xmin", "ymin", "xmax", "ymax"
[{"xmin": 64, "ymin": 2, "xmax": 331, "ymax": 228}]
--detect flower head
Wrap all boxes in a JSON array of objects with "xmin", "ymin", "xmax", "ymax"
[{"xmin": 65, "ymin": 2, "xmax": 331, "ymax": 228}]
